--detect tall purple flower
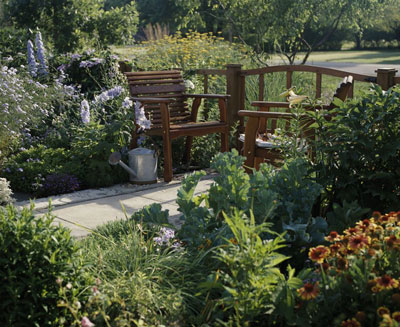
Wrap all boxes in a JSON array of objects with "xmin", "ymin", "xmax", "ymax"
[
  {"xmin": 80, "ymin": 100, "xmax": 90, "ymax": 124},
  {"xmin": 35, "ymin": 32, "xmax": 48, "ymax": 76},
  {"xmin": 27, "ymin": 40, "xmax": 37, "ymax": 77}
]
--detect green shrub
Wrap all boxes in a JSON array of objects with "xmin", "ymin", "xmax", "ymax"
[
  {"xmin": 0, "ymin": 204, "xmax": 83, "ymax": 326},
  {"xmin": 313, "ymin": 84, "xmax": 400, "ymax": 213},
  {"xmin": 52, "ymin": 49, "xmax": 125, "ymax": 98},
  {"xmin": 0, "ymin": 26, "xmax": 29, "ymax": 67}
]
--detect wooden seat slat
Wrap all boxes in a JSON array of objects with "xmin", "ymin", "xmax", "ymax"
[{"xmin": 130, "ymin": 84, "xmax": 186, "ymax": 95}]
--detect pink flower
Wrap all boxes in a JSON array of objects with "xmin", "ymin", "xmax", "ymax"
[{"xmin": 81, "ymin": 317, "xmax": 95, "ymax": 327}]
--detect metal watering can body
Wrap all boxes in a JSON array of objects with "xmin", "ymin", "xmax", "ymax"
[
  {"xmin": 108, "ymin": 148, "xmax": 158, "ymax": 184},
  {"xmin": 128, "ymin": 148, "xmax": 157, "ymax": 184}
]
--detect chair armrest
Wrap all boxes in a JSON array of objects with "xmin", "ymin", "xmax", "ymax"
[
  {"xmin": 251, "ymin": 101, "xmax": 291, "ymax": 108},
  {"xmin": 132, "ymin": 97, "xmax": 174, "ymax": 104},
  {"xmin": 238, "ymin": 110, "xmax": 295, "ymax": 119},
  {"xmin": 183, "ymin": 93, "xmax": 230, "ymax": 99}
]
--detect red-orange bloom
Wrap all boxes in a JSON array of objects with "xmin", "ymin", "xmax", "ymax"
[
  {"xmin": 376, "ymin": 275, "xmax": 399, "ymax": 290},
  {"xmin": 377, "ymin": 306, "xmax": 391, "ymax": 317},
  {"xmin": 336, "ymin": 256, "xmax": 349, "ymax": 270},
  {"xmin": 344, "ymin": 227, "xmax": 360, "ymax": 236},
  {"xmin": 385, "ymin": 235, "xmax": 400, "ymax": 249},
  {"xmin": 297, "ymin": 282, "xmax": 319, "ymax": 300},
  {"xmin": 309, "ymin": 246, "xmax": 330, "ymax": 263},
  {"xmin": 341, "ymin": 318, "xmax": 361, "ymax": 327},
  {"xmin": 392, "ymin": 312, "xmax": 400, "ymax": 322},
  {"xmin": 372, "ymin": 211, "xmax": 382, "ymax": 219},
  {"xmin": 325, "ymin": 231, "xmax": 341, "ymax": 242},
  {"xmin": 348, "ymin": 234, "xmax": 370, "ymax": 250},
  {"xmin": 330, "ymin": 243, "xmax": 343, "ymax": 255}
]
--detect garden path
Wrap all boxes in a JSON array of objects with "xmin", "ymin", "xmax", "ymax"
[{"xmin": 15, "ymin": 174, "xmax": 216, "ymax": 238}]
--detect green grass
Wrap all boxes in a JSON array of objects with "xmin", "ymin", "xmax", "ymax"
[{"xmin": 292, "ymin": 49, "xmax": 400, "ymax": 65}]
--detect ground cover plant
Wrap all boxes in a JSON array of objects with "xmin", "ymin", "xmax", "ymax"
[{"xmin": 2, "ymin": 149, "xmax": 400, "ymax": 326}]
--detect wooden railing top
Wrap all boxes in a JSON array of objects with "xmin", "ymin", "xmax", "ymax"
[
  {"xmin": 240, "ymin": 65, "xmax": 377, "ymax": 83},
  {"xmin": 197, "ymin": 68, "xmax": 227, "ymax": 76}
]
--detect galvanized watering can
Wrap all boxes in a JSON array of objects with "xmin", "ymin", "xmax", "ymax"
[{"xmin": 108, "ymin": 148, "xmax": 158, "ymax": 184}]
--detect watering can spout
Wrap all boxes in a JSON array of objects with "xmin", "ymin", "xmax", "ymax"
[{"xmin": 108, "ymin": 152, "xmax": 137, "ymax": 177}]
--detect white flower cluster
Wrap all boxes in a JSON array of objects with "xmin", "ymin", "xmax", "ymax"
[
  {"xmin": 80, "ymin": 100, "xmax": 90, "ymax": 124},
  {"xmin": 0, "ymin": 178, "xmax": 14, "ymax": 205},
  {"xmin": 134, "ymin": 101, "xmax": 151, "ymax": 130}
]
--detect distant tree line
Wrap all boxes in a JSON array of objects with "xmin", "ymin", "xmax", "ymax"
[{"xmin": 1, "ymin": 0, "xmax": 399, "ymax": 61}]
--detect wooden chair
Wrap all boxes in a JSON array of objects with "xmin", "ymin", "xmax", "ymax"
[
  {"xmin": 238, "ymin": 75, "xmax": 353, "ymax": 170},
  {"xmin": 125, "ymin": 70, "xmax": 230, "ymax": 182}
]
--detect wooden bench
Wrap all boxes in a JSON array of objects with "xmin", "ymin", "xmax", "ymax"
[
  {"xmin": 238, "ymin": 75, "xmax": 353, "ymax": 170},
  {"xmin": 125, "ymin": 70, "xmax": 230, "ymax": 182}
]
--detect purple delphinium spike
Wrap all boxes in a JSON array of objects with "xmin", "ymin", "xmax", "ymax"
[
  {"xmin": 80, "ymin": 100, "xmax": 90, "ymax": 124},
  {"xmin": 27, "ymin": 40, "xmax": 37, "ymax": 77},
  {"xmin": 35, "ymin": 32, "xmax": 48, "ymax": 76}
]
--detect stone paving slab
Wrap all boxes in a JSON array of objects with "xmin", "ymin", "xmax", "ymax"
[{"xmin": 23, "ymin": 174, "xmax": 216, "ymax": 238}]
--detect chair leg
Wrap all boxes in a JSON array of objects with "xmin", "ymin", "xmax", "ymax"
[
  {"xmin": 183, "ymin": 136, "xmax": 193, "ymax": 163},
  {"xmin": 130, "ymin": 130, "xmax": 138, "ymax": 149},
  {"xmin": 221, "ymin": 129, "xmax": 229, "ymax": 152},
  {"xmin": 162, "ymin": 134, "xmax": 173, "ymax": 182}
]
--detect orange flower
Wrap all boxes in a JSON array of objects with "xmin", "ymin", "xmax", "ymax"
[
  {"xmin": 229, "ymin": 238, "xmax": 238, "ymax": 245},
  {"xmin": 341, "ymin": 318, "xmax": 361, "ymax": 327},
  {"xmin": 309, "ymin": 246, "xmax": 330, "ymax": 263},
  {"xmin": 377, "ymin": 306, "xmax": 391, "ymax": 317},
  {"xmin": 330, "ymin": 243, "xmax": 343, "ymax": 255},
  {"xmin": 336, "ymin": 257, "xmax": 349, "ymax": 270},
  {"xmin": 372, "ymin": 211, "xmax": 382, "ymax": 219},
  {"xmin": 385, "ymin": 235, "xmax": 400, "ymax": 249},
  {"xmin": 325, "ymin": 231, "xmax": 341, "ymax": 242},
  {"xmin": 344, "ymin": 227, "xmax": 360, "ymax": 236},
  {"xmin": 376, "ymin": 275, "xmax": 399, "ymax": 290},
  {"xmin": 356, "ymin": 218, "xmax": 376, "ymax": 232},
  {"xmin": 297, "ymin": 282, "xmax": 319, "ymax": 300},
  {"xmin": 392, "ymin": 311, "xmax": 400, "ymax": 322},
  {"xmin": 348, "ymin": 234, "xmax": 370, "ymax": 250}
]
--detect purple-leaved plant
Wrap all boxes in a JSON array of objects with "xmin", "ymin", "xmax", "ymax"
[{"xmin": 40, "ymin": 173, "xmax": 80, "ymax": 196}]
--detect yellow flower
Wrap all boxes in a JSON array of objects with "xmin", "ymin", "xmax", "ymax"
[
  {"xmin": 309, "ymin": 246, "xmax": 330, "ymax": 263},
  {"xmin": 377, "ymin": 306, "xmax": 391, "ymax": 317},
  {"xmin": 297, "ymin": 282, "xmax": 319, "ymax": 300}
]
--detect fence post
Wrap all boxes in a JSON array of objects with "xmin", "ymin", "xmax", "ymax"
[
  {"xmin": 226, "ymin": 64, "xmax": 243, "ymax": 131},
  {"xmin": 376, "ymin": 68, "xmax": 398, "ymax": 90}
]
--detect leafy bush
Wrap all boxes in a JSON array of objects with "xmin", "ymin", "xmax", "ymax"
[
  {"xmin": 133, "ymin": 31, "xmax": 251, "ymax": 72},
  {"xmin": 0, "ymin": 204, "xmax": 84, "ymax": 326},
  {"xmin": 53, "ymin": 49, "xmax": 125, "ymax": 97},
  {"xmin": 0, "ymin": 65, "xmax": 53, "ymax": 163},
  {"xmin": 0, "ymin": 26, "xmax": 29, "ymax": 67},
  {"xmin": 294, "ymin": 211, "xmax": 400, "ymax": 326},
  {"xmin": 314, "ymin": 84, "xmax": 400, "ymax": 213},
  {"xmin": 175, "ymin": 151, "xmax": 326, "ymax": 254}
]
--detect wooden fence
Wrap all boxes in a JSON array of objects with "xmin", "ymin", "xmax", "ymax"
[{"xmin": 197, "ymin": 64, "xmax": 399, "ymax": 132}]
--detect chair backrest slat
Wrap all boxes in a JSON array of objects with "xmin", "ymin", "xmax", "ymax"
[
  {"xmin": 125, "ymin": 70, "xmax": 191, "ymax": 126},
  {"xmin": 130, "ymin": 84, "xmax": 185, "ymax": 95},
  {"xmin": 333, "ymin": 75, "xmax": 353, "ymax": 101}
]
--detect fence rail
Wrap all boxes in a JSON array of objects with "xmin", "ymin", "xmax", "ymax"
[{"xmin": 196, "ymin": 64, "xmax": 399, "ymax": 134}]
